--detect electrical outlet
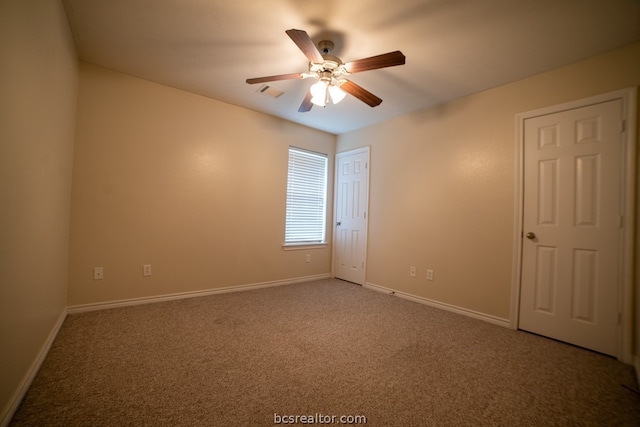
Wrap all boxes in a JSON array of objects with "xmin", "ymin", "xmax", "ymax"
[
  {"xmin": 426, "ymin": 269, "xmax": 434, "ymax": 281},
  {"xmin": 409, "ymin": 266, "xmax": 416, "ymax": 278},
  {"xmin": 143, "ymin": 264, "xmax": 152, "ymax": 277},
  {"xmin": 93, "ymin": 267, "xmax": 104, "ymax": 280},
  {"xmin": 306, "ymin": 254, "xmax": 311, "ymax": 263}
]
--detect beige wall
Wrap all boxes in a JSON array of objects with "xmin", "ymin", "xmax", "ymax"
[
  {"xmin": 67, "ymin": 63, "xmax": 336, "ymax": 306},
  {"xmin": 0, "ymin": 0, "xmax": 78, "ymax": 421},
  {"xmin": 338, "ymin": 42, "xmax": 640, "ymax": 323}
]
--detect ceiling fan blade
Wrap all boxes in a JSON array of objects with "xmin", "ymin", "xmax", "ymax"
[
  {"xmin": 340, "ymin": 80, "xmax": 383, "ymax": 107},
  {"xmin": 343, "ymin": 51, "xmax": 406, "ymax": 74},
  {"xmin": 246, "ymin": 73, "xmax": 303, "ymax": 84},
  {"xmin": 286, "ymin": 29, "xmax": 325, "ymax": 64},
  {"xmin": 298, "ymin": 91, "xmax": 313, "ymax": 113}
]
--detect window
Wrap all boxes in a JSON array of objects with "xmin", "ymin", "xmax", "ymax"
[{"xmin": 284, "ymin": 147, "xmax": 328, "ymax": 246}]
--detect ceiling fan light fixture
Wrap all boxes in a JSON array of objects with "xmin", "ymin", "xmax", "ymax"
[
  {"xmin": 329, "ymin": 82, "xmax": 346, "ymax": 104},
  {"xmin": 310, "ymin": 77, "xmax": 346, "ymax": 107},
  {"xmin": 310, "ymin": 95, "xmax": 326, "ymax": 107},
  {"xmin": 310, "ymin": 80, "xmax": 328, "ymax": 107},
  {"xmin": 310, "ymin": 80, "xmax": 328, "ymax": 99}
]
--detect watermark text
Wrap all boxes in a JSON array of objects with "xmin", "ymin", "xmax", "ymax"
[{"xmin": 274, "ymin": 413, "xmax": 367, "ymax": 424}]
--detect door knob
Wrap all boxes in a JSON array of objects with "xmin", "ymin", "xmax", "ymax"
[
  {"xmin": 526, "ymin": 232, "xmax": 536, "ymax": 240},
  {"xmin": 336, "ymin": 221, "xmax": 342, "ymax": 226}
]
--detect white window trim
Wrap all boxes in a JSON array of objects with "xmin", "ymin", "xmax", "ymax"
[{"xmin": 282, "ymin": 242, "xmax": 329, "ymax": 251}]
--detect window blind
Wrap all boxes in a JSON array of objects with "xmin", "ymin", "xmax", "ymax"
[{"xmin": 285, "ymin": 147, "xmax": 328, "ymax": 244}]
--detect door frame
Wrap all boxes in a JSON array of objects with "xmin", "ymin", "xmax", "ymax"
[
  {"xmin": 510, "ymin": 88, "xmax": 637, "ymax": 363},
  {"xmin": 332, "ymin": 146, "xmax": 371, "ymax": 285}
]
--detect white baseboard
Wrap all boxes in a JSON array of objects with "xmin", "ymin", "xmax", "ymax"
[
  {"xmin": 364, "ymin": 282, "xmax": 510, "ymax": 328},
  {"xmin": 1, "ymin": 309, "xmax": 67, "ymax": 427},
  {"xmin": 67, "ymin": 273, "xmax": 332, "ymax": 314}
]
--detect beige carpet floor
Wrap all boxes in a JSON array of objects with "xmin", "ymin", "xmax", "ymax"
[{"xmin": 10, "ymin": 278, "xmax": 640, "ymax": 426}]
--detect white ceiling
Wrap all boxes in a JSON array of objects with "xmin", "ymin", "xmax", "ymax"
[{"xmin": 62, "ymin": 0, "xmax": 640, "ymax": 135}]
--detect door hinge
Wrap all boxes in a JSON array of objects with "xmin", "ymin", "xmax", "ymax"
[{"xmin": 621, "ymin": 120, "xmax": 626, "ymax": 133}]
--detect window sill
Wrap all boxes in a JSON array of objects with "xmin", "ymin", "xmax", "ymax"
[{"xmin": 282, "ymin": 243, "xmax": 328, "ymax": 251}]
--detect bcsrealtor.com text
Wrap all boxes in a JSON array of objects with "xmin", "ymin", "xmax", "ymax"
[{"xmin": 274, "ymin": 413, "xmax": 367, "ymax": 424}]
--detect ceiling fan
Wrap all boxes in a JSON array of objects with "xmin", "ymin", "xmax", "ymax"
[{"xmin": 246, "ymin": 29, "xmax": 406, "ymax": 112}]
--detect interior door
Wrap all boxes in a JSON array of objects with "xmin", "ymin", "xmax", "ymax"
[
  {"xmin": 519, "ymin": 100, "xmax": 623, "ymax": 357},
  {"xmin": 334, "ymin": 147, "xmax": 369, "ymax": 285}
]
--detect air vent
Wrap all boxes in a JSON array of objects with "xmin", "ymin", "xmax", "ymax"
[{"xmin": 257, "ymin": 84, "xmax": 285, "ymax": 98}]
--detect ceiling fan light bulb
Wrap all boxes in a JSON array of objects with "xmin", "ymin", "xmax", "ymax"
[
  {"xmin": 310, "ymin": 80, "xmax": 328, "ymax": 99},
  {"xmin": 329, "ymin": 84, "xmax": 346, "ymax": 104}
]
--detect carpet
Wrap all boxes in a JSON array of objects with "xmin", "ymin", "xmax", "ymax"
[{"xmin": 10, "ymin": 279, "xmax": 640, "ymax": 426}]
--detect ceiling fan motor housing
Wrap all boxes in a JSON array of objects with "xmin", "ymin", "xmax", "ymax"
[{"xmin": 310, "ymin": 55, "xmax": 344, "ymax": 78}]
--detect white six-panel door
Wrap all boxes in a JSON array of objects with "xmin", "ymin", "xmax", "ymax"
[
  {"xmin": 334, "ymin": 148, "xmax": 369, "ymax": 285},
  {"xmin": 519, "ymin": 100, "xmax": 623, "ymax": 356}
]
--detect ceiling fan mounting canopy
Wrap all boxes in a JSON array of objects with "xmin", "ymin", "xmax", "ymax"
[
  {"xmin": 246, "ymin": 29, "xmax": 406, "ymax": 112},
  {"xmin": 318, "ymin": 40, "xmax": 334, "ymax": 55}
]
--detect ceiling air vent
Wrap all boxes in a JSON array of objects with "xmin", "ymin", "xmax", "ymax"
[{"xmin": 257, "ymin": 84, "xmax": 285, "ymax": 98}]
